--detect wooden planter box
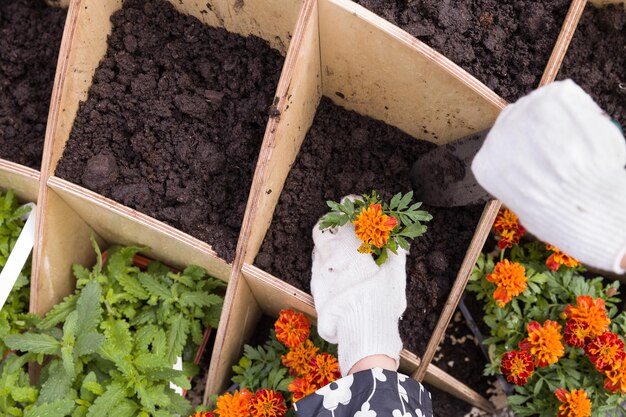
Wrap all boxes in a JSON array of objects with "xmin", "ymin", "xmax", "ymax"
[{"xmin": 17, "ymin": 0, "xmax": 624, "ymax": 413}]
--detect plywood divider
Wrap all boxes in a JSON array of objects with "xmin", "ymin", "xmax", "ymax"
[
  {"xmin": 0, "ymin": 161, "xmax": 40, "ymax": 203},
  {"xmin": 540, "ymin": 0, "xmax": 588, "ymax": 86},
  {"xmin": 204, "ymin": 271, "xmax": 262, "ymax": 400},
  {"xmin": 239, "ymin": 0, "xmax": 322, "ymax": 265},
  {"xmin": 47, "ymin": 177, "xmax": 231, "ymax": 279},
  {"xmin": 413, "ymin": 200, "xmax": 502, "ymax": 382},
  {"xmin": 319, "ymin": 0, "xmax": 506, "ymax": 144},
  {"xmin": 424, "ymin": 364, "xmax": 495, "ymax": 413}
]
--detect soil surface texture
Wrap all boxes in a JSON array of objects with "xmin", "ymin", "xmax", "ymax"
[
  {"xmin": 430, "ymin": 309, "xmax": 495, "ymax": 417},
  {"xmin": 558, "ymin": 4, "xmax": 626, "ymax": 126},
  {"xmin": 352, "ymin": 0, "xmax": 569, "ymax": 102},
  {"xmin": 0, "ymin": 0, "xmax": 66, "ymax": 169},
  {"xmin": 255, "ymin": 97, "xmax": 483, "ymax": 356},
  {"xmin": 55, "ymin": 0, "xmax": 284, "ymax": 262}
]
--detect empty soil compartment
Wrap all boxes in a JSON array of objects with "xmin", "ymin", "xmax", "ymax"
[{"xmin": 54, "ymin": 0, "xmax": 296, "ymax": 262}]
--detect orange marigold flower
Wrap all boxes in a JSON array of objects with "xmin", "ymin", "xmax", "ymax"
[
  {"xmin": 519, "ymin": 320, "xmax": 565, "ymax": 367},
  {"xmin": 500, "ymin": 350, "xmax": 534, "ymax": 385},
  {"xmin": 353, "ymin": 203, "xmax": 398, "ymax": 250},
  {"xmin": 564, "ymin": 296, "xmax": 610, "ymax": 339},
  {"xmin": 555, "ymin": 388, "xmax": 592, "ymax": 417},
  {"xmin": 564, "ymin": 320, "xmax": 592, "ymax": 348},
  {"xmin": 214, "ymin": 389, "xmax": 252, "ymax": 417},
  {"xmin": 546, "ymin": 244, "xmax": 580, "ymax": 271},
  {"xmin": 282, "ymin": 339, "xmax": 318, "ymax": 376},
  {"xmin": 585, "ymin": 332, "xmax": 626, "ymax": 372},
  {"xmin": 486, "ymin": 260, "xmax": 527, "ymax": 307},
  {"xmin": 288, "ymin": 377, "xmax": 319, "ymax": 403},
  {"xmin": 191, "ymin": 413, "xmax": 215, "ymax": 417},
  {"xmin": 605, "ymin": 360, "xmax": 626, "ymax": 393},
  {"xmin": 249, "ymin": 389, "xmax": 287, "ymax": 417},
  {"xmin": 308, "ymin": 353, "xmax": 341, "ymax": 387},
  {"xmin": 493, "ymin": 209, "xmax": 525, "ymax": 249},
  {"xmin": 275, "ymin": 309, "xmax": 310, "ymax": 349}
]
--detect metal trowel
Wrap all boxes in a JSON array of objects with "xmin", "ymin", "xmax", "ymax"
[{"xmin": 410, "ymin": 130, "xmax": 492, "ymax": 207}]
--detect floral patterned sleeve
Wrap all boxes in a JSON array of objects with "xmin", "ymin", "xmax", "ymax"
[{"xmin": 293, "ymin": 368, "xmax": 433, "ymax": 417}]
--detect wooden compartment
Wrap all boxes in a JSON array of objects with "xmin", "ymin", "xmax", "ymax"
[{"xmin": 36, "ymin": 0, "xmax": 307, "ymax": 271}]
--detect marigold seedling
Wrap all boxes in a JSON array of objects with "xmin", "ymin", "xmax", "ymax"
[{"xmin": 318, "ymin": 191, "xmax": 432, "ymax": 265}]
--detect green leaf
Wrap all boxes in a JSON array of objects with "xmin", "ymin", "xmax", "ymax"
[
  {"xmin": 389, "ymin": 192, "xmax": 402, "ymax": 210},
  {"xmin": 75, "ymin": 332, "xmax": 105, "ymax": 356},
  {"xmin": 38, "ymin": 294, "xmax": 78, "ymax": 330},
  {"xmin": 24, "ymin": 399, "xmax": 75, "ymax": 417},
  {"xmin": 38, "ymin": 361, "xmax": 73, "ymax": 404},
  {"xmin": 397, "ymin": 191, "xmax": 413, "ymax": 210},
  {"xmin": 76, "ymin": 282, "xmax": 102, "ymax": 336},
  {"xmin": 138, "ymin": 273, "xmax": 172, "ymax": 300},
  {"xmin": 178, "ymin": 292, "xmax": 222, "ymax": 308},
  {"xmin": 165, "ymin": 314, "xmax": 190, "ymax": 363},
  {"xmin": 86, "ymin": 383, "xmax": 127, "ymax": 417},
  {"xmin": 4, "ymin": 333, "xmax": 61, "ymax": 355}
]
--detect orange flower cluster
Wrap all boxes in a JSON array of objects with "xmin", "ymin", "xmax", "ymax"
[
  {"xmin": 519, "ymin": 320, "xmax": 565, "ymax": 367},
  {"xmin": 555, "ymin": 388, "xmax": 592, "ymax": 417},
  {"xmin": 493, "ymin": 209, "xmax": 526, "ymax": 249},
  {"xmin": 486, "ymin": 260, "xmax": 527, "ymax": 307},
  {"xmin": 546, "ymin": 244, "xmax": 580, "ymax": 271},
  {"xmin": 191, "ymin": 412, "xmax": 215, "ymax": 417},
  {"xmin": 562, "ymin": 296, "xmax": 626, "ymax": 394},
  {"xmin": 500, "ymin": 350, "xmax": 534, "ymax": 385},
  {"xmin": 275, "ymin": 309, "xmax": 310, "ymax": 349},
  {"xmin": 213, "ymin": 389, "xmax": 287, "ymax": 417},
  {"xmin": 214, "ymin": 389, "xmax": 254, "ymax": 417},
  {"xmin": 353, "ymin": 203, "xmax": 398, "ymax": 254},
  {"xmin": 275, "ymin": 310, "xmax": 340, "ymax": 403}
]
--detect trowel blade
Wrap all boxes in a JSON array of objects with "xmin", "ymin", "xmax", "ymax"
[{"xmin": 411, "ymin": 130, "xmax": 492, "ymax": 207}]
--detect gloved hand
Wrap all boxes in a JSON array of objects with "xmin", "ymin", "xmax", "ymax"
[
  {"xmin": 311, "ymin": 200, "xmax": 407, "ymax": 375},
  {"xmin": 472, "ymin": 79, "xmax": 626, "ymax": 274}
]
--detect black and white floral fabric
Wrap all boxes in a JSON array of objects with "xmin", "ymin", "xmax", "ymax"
[{"xmin": 294, "ymin": 368, "xmax": 433, "ymax": 417}]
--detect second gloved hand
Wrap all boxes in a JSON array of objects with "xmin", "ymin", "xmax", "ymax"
[
  {"xmin": 472, "ymin": 80, "xmax": 626, "ymax": 273},
  {"xmin": 311, "ymin": 214, "xmax": 407, "ymax": 375}
]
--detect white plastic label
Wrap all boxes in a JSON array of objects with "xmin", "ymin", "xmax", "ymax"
[
  {"xmin": 170, "ymin": 355, "xmax": 184, "ymax": 395},
  {"xmin": 0, "ymin": 203, "xmax": 36, "ymax": 311}
]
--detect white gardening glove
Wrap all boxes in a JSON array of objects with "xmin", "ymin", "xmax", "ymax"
[
  {"xmin": 472, "ymin": 79, "xmax": 626, "ymax": 274},
  {"xmin": 311, "ymin": 202, "xmax": 407, "ymax": 375}
]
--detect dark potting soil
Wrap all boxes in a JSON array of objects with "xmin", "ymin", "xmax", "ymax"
[
  {"xmin": 0, "ymin": 0, "xmax": 66, "ymax": 169},
  {"xmin": 55, "ymin": 0, "xmax": 284, "ymax": 262},
  {"xmin": 352, "ymin": 0, "xmax": 569, "ymax": 103},
  {"xmin": 255, "ymin": 97, "xmax": 483, "ymax": 356},
  {"xmin": 557, "ymin": 4, "xmax": 626, "ymax": 127},
  {"xmin": 430, "ymin": 309, "xmax": 495, "ymax": 417}
]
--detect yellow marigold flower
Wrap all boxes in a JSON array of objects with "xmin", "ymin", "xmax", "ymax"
[
  {"xmin": 546, "ymin": 244, "xmax": 580, "ymax": 271},
  {"xmin": 555, "ymin": 388, "xmax": 591, "ymax": 417},
  {"xmin": 353, "ymin": 203, "xmax": 398, "ymax": 250},
  {"xmin": 486, "ymin": 260, "xmax": 527, "ymax": 307},
  {"xmin": 275, "ymin": 309, "xmax": 310, "ymax": 349},
  {"xmin": 214, "ymin": 389, "xmax": 252, "ymax": 417},
  {"xmin": 605, "ymin": 360, "xmax": 626, "ymax": 393},
  {"xmin": 308, "ymin": 353, "xmax": 341, "ymax": 387},
  {"xmin": 564, "ymin": 296, "xmax": 610, "ymax": 339},
  {"xmin": 519, "ymin": 320, "xmax": 564, "ymax": 367},
  {"xmin": 282, "ymin": 339, "xmax": 318, "ymax": 376},
  {"xmin": 288, "ymin": 377, "xmax": 319, "ymax": 403},
  {"xmin": 249, "ymin": 389, "xmax": 287, "ymax": 417},
  {"xmin": 493, "ymin": 209, "xmax": 525, "ymax": 249}
]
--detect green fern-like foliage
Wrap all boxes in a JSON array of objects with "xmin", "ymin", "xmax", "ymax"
[
  {"xmin": 0, "ymin": 191, "xmax": 39, "ymax": 357},
  {"xmin": 2, "ymin": 238, "xmax": 226, "ymax": 416}
]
